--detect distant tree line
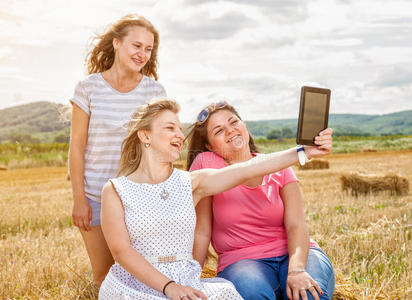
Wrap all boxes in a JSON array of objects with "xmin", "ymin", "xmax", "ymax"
[
  {"xmin": 266, "ymin": 128, "xmax": 295, "ymax": 140},
  {"xmin": 0, "ymin": 128, "xmax": 408, "ymax": 145},
  {"xmin": 6, "ymin": 131, "xmax": 70, "ymax": 144},
  {"xmin": 264, "ymin": 126, "xmax": 405, "ymax": 140}
]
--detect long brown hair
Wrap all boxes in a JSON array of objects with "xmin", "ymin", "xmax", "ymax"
[
  {"xmin": 118, "ymin": 98, "xmax": 180, "ymax": 176},
  {"xmin": 87, "ymin": 14, "xmax": 160, "ymax": 80},
  {"xmin": 185, "ymin": 102, "xmax": 259, "ymax": 170}
]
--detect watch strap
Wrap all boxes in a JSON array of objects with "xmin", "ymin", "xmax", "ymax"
[{"xmin": 297, "ymin": 145, "xmax": 310, "ymax": 166}]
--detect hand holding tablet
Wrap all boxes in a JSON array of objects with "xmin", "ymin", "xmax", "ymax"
[{"xmin": 296, "ymin": 86, "xmax": 331, "ymax": 146}]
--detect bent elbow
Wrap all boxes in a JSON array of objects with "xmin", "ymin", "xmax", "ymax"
[{"xmin": 110, "ymin": 245, "xmax": 131, "ymax": 262}]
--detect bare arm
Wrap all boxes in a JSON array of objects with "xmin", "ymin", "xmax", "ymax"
[
  {"xmin": 282, "ymin": 182, "xmax": 309, "ymax": 272},
  {"xmin": 101, "ymin": 183, "xmax": 207, "ymax": 300},
  {"xmin": 191, "ymin": 128, "xmax": 333, "ymax": 206},
  {"xmin": 69, "ymin": 104, "xmax": 91, "ymax": 231},
  {"xmin": 192, "ymin": 196, "xmax": 212, "ymax": 266},
  {"xmin": 282, "ymin": 182, "xmax": 322, "ymax": 300}
]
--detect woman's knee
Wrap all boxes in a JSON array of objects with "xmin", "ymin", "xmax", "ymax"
[
  {"xmin": 305, "ymin": 248, "xmax": 335, "ymax": 299},
  {"xmin": 218, "ymin": 259, "xmax": 278, "ymax": 300}
]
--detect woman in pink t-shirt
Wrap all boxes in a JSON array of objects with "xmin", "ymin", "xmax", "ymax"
[{"xmin": 187, "ymin": 102, "xmax": 335, "ymax": 300}]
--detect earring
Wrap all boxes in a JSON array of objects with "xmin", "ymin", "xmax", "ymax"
[{"xmin": 145, "ymin": 142, "xmax": 150, "ymax": 148}]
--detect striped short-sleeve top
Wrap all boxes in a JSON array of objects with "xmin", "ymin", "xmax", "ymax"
[{"xmin": 70, "ymin": 72, "xmax": 167, "ymax": 202}]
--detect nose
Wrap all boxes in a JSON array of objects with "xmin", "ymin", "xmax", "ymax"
[
  {"xmin": 137, "ymin": 47, "xmax": 145, "ymax": 58},
  {"xmin": 177, "ymin": 129, "xmax": 185, "ymax": 140},
  {"xmin": 225, "ymin": 125, "xmax": 235, "ymax": 136}
]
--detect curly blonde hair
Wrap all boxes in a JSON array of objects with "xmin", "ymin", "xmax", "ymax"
[{"xmin": 87, "ymin": 14, "xmax": 160, "ymax": 80}]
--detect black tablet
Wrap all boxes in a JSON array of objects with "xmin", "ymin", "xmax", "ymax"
[{"xmin": 296, "ymin": 86, "xmax": 331, "ymax": 146}]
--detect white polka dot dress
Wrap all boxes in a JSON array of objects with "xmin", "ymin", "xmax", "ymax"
[{"xmin": 99, "ymin": 169, "xmax": 243, "ymax": 300}]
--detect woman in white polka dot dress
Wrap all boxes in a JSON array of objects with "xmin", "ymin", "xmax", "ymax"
[{"xmin": 98, "ymin": 99, "xmax": 332, "ymax": 300}]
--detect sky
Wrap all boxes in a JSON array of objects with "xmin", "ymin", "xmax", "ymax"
[{"xmin": 1, "ymin": 0, "xmax": 412, "ymax": 122}]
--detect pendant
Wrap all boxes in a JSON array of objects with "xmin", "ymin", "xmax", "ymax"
[{"xmin": 160, "ymin": 189, "xmax": 169, "ymax": 200}]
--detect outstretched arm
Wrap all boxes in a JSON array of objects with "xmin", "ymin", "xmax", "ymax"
[
  {"xmin": 191, "ymin": 128, "xmax": 332, "ymax": 205},
  {"xmin": 101, "ymin": 182, "xmax": 207, "ymax": 300}
]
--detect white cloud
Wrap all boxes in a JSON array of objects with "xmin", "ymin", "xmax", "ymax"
[{"xmin": 0, "ymin": 0, "xmax": 412, "ymax": 121}]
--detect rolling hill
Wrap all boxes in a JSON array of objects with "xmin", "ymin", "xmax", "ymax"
[
  {"xmin": 0, "ymin": 101, "xmax": 70, "ymax": 143},
  {"xmin": 246, "ymin": 110, "xmax": 412, "ymax": 137},
  {"xmin": 0, "ymin": 101, "xmax": 411, "ymax": 143}
]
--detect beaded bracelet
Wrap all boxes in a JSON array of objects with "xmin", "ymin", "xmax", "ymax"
[
  {"xmin": 162, "ymin": 280, "xmax": 175, "ymax": 296},
  {"xmin": 288, "ymin": 269, "xmax": 306, "ymax": 275}
]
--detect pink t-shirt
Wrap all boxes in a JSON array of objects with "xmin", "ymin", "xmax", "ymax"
[{"xmin": 190, "ymin": 151, "xmax": 319, "ymax": 272}]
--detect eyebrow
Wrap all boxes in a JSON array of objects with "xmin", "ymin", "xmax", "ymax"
[
  {"xmin": 164, "ymin": 121, "xmax": 182, "ymax": 129},
  {"xmin": 212, "ymin": 116, "xmax": 235, "ymax": 132},
  {"xmin": 132, "ymin": 41, "xmax": 153, "ymax": 47}
]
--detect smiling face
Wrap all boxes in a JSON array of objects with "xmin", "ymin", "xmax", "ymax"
[
  {"xmin": 113, "ymin": 25, "xmax": 154, "ymax": 74},
  {"xmin": 206, "ymin": 109, "xmax": 250, "ymax": 159},
  {"xmin": 144, "ymin": 110, "xmax": 184, "ymax": 163}
]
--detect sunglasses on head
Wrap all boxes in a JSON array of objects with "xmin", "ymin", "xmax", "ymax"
[{"xmin": 196, "ymin": 101, "xmax": 227, "ymax": 124}]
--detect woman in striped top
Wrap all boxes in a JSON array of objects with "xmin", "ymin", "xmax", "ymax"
[{"xmin": 69, "ymin": 14, "xmax": 166, "ymax": 287}]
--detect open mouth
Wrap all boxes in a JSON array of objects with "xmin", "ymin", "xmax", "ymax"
[
  {"xmin": 227, "ymin": 135, "xmax": 241, "ymax": 143},
  {"xmin": 170, "ymin": 142, "xmax": 182, "ymax": 150},
  {"xmin": 132, "ymin": 58, "xmax": 144, "ymax": 65}
]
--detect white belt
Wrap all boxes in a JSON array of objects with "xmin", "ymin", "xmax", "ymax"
[{"xmin": 146, "ymin": 253, "xmax": 193, "ymax": 264}]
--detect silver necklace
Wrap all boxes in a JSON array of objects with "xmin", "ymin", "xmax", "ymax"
[
  {"xmin": 160, "ymin": 187, "xmax": 169, "ymax": 200},
  {"xmin": 159, "ymin": 168, "xmax": 173, "ymax": 200}
]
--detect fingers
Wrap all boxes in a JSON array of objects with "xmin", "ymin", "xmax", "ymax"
[
  {"xmin": 292, "ymin": 287, "xmax": 300, "ymax": 300},
  {"xmin": 314, "ymin": 134, "xmax": 333, "ymax": 153},
  {"xmin": 186, "ymin": 291, "xmax": 207, "ymax": 300},
  {"xmin": 317, "ymin": 143, "xmax": 332, "ymax": 151},
  {"xmin": 287, "ymin": 273, "xmax": 323, "ymax": 300},
  {"xmin": 308, "ymin": 285, "xmax": 320, "ymax": 300},
  {"xmin": 79, "ymin": 218, "xmax": 89, "ymax": 231},
  {"xmin": 286, "ymin": 285, "xmax": 292, "ymax": 300},
  {"xmin": 314, "ymin": 135, "xmax": 332, "ymax": 144},
  {"xmin": 314, "ymin": 136, "xmax": 332, "ymax": 147},
  {"xmin": 86, "ymin": 210, "xmax": 92, "ymax": 231},
  {"xmin": 72, "ymin": 214, "xmax": 92, "ymax": 231},
  {"xmin": 312, "ymin": 280, "xmax": 323, "ymax": 298},
  {"xmin": 180, "ymin": 287, "xmax": 207, "ymax": 300},
  {"xmin": 299, "ymin": 288, "xmax": 309, "ymax": 300},
  {"xmin": 193, "ymin": 289, "xmax": 207, "ymax": 300},
  {"xmin": 319, "ymin": 127, "xmax": 333, "ymax": 135}
]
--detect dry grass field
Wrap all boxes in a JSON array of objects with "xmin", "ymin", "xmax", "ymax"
[{"xmin": 1, "ymin": 151, "xmax": 411, "ymax": 299}]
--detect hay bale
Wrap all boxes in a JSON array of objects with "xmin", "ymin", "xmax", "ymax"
[
  {"xmin": 340, "ymin": 172, "xmax": 409, "ymax": 196},
  {"xmin": 299, "ymin": 159, "xmax": 330, "ymax": 170},
  {"xmin": 201, "ymin": 265, "xmax": 217, "ymax": 278},
  {"xmin": 0, "ymin": 165, "xmax": 8, "ymax": 171},
  {"xmin": 363, "ymin": 148, "xmax": 377, "ymax": 152}
]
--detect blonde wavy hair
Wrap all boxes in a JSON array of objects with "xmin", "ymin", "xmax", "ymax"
[
  {"xmin": 87, "ymin": 14, "xmax": 160, "ymax": 80},
  {"xmin": 118, "ymin": 98, "xmax": 180, "ymax": 176}
]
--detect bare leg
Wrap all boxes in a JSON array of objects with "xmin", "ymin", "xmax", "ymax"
[{"xmin": 80, "ymin": 226, "xmax": 114, "ymax": 286}]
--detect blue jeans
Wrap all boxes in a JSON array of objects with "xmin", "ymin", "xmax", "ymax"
[{"xmin": 218, "ymin": 247, "xmax": 335, "ymax": 300}]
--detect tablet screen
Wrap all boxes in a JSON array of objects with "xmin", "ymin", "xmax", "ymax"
[{"xmin": 301, "ymin": 92, "xmax": 328, "ymax": 140}]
